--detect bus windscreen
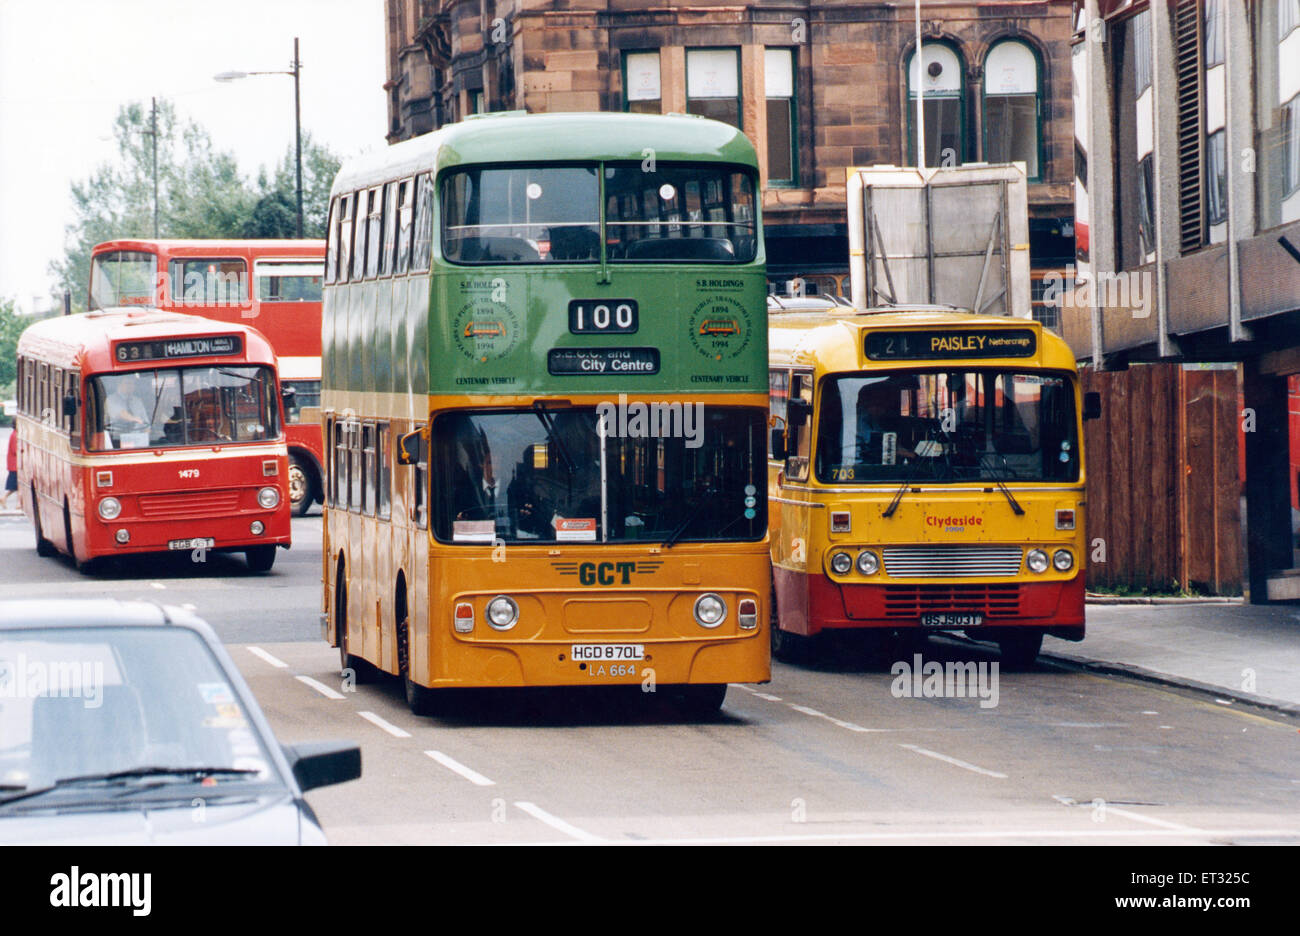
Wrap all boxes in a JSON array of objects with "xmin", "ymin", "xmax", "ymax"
[
  {"xmin": 89, "ymin": 251, "xmax": 158, "ymax": 310},
  {"xmin": 814, "ymin": 370, "xmax": 1080, "ymax": 483},
  {"xmin": 431, "ymin": 406, "xmax": 766, "ymax": 545},
  {"xmin": 87, "ymin": 366, "xmax": 279, "ymax": 451}
]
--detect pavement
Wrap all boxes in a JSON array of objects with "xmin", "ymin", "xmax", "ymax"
[{"xmin": 2, "ymin": 495, "xmax": 1298, "ymax": 715}]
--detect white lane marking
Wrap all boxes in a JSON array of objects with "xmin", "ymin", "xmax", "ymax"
[
  {"xmin": 1103, "ymin": 805, "xmax": 1202, "ymax": 832},
  {"xmin": 732, "ymin": 685, "xmax": 783, "ymax": 702},
  {"xmin": 514, "ymin": 801, "xmax": 604, "ymax": 844},
  {"xmin": 150, "ymin": 582, "xmax": 166, "ymax": 590},
  {"xmin": 245, "ymin": 646, "xmax": 288, "ymax": 668},
  {"xmin": 424, "ymin": 750, "xmax": 495, "ymax": 787},
  {"xmin": 555, "ymin": 827, "xmax": 1300, "ymax": 846},
  {"xmin": 899, "ymin": 743, "xmax": 1008, "ymax": 778},
  {"xmin": 358, "ymin": 711, "xmax": 412, "ymax": 738},
  {"xmin": 787, "ymin": 703, "xmax": 891, "ymax": 734},
  {"xmin": 295, "ymin": 675, "xmax": 345, "ymax": 700}
]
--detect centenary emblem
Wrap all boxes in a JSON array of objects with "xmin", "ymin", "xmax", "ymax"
[
  {"xmin": 453, "ymin": 298, "xmax": 521, "ymax": 362},
  {"xmin": 688, "ymin": 295, "xmax": 751, "ymax": 361}
]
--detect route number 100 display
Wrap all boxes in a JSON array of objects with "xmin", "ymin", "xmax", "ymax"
[{"xmin": 569, "ymin": 299, "xmax": 638, "ymax": 334}]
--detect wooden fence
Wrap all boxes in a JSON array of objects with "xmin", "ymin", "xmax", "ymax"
[{"xmin": 1082, "ymin": 364, "xmax": 1241, "ymax": 595}]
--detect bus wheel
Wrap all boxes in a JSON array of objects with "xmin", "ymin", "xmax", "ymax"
[
  {"xmin": 336, "ymin": 571, "xmax": 373, "ymax": 683},
  {"xmin": 288, "ymin": 456, "xmax": 314, "ymax": 517},
  {"xmin": 33, "ymin": 490, "xmax": 56, "ymax": 558},
  {"xmin": 245, "ymin": 545, "xmax": 277, "ymax": 573},
  {"xmin": 398, "ymin": 616, "xmax": 443, "ymax": 716},
  {"xmin": 997, "ymin": 631, "xmax": 1043, "ymax": 670},
  {"xmin": 677, "ymin": 684, "xmax": 728, "ymax": 717}
]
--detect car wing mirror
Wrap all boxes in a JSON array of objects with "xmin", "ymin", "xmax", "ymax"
[{"xmin": 282, "ymin": 740, "xmax": 362, "ymax": 792}]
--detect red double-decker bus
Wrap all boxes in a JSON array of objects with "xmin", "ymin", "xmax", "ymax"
[
  {"xmin": 14, "ymin": 309, "xmax": 292, "ymax": 573},
  {"xmin": 88, "ymin": 239, "xmax": 325, "ymax": 515}
]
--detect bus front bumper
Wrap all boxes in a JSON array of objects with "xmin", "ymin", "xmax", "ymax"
[{"xmin": 775, "ymin": 568, "xmax": 1086, "ymax": 641}]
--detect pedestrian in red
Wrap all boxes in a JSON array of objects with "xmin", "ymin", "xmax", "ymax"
[{"xmin": 2, "ymin": 429, "xmax": 16, "ymax": 509}]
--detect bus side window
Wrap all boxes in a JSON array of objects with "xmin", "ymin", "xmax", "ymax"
[
  {"xmin": 396, "ymin": 178, "xmax": 414, "ymax": 274},
  {"xmin": 365, "ymin": 186, "xmax": 384, "ymax": 279},
  {"xmin": 380, "ymin": 182, "xmax": 398, "ymax": 277},
  {"xmin": 412, "ymin": 173, "xmax": 433, "ymax": 274},
  {"xmin": 38, "ymin": 363, "xmax": 49, "ymax": 424},
  {"xmin": 768, "ymin": 368, "xmax": 789, "ymax": 459},
  {"xmin": 362, "ymin": 423, "xmax": 376, "ymax": 516},
  {"xmin": 349, "ymin": 422, "xmax": 362, "ymax": 510},
  {"xmin": 378, "ymin": 422, "xmax": 392, "ymax": 520},
  {"xmin": 412, "ymin": 422, "xmax": 428, "ymax": 528},
  {"xmin": 66, "ymin": 370, "xmax": 81, "ymax": 446},
  {"xmin": 337, "ymin": 194, "xmax": 355, "ymax": 285},
  {"xmin": 333, "ymin": 420, "xmax": 349, "ymax": 510},
  {"xmin": 785, "ymin": 371, "xmax": 813, "ymax": 481},
  {"xmin": 325, "ymin": 199, "xmax": 339, "ymax": 285},
  {"xmin": 352, "ymin": 190, "xmax": 371, "ymax": 282}
]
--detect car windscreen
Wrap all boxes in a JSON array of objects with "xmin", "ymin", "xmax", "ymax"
[{"xmin": 0, "ymin": 626, "xmax": 279, "ymax": 800}]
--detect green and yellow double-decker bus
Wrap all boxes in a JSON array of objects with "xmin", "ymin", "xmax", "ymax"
[{"xmin": 321, "ymin": 112, "xmax": 770, "ymax": 715}]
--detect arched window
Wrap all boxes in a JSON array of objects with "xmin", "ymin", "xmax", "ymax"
[
  {"xmin": 984, "ymin": 40, "xmax": 1042, "ymax": 180},
  {"xmin": 907, "ymin": 43, "xmax": 964, "ymax": 167}
]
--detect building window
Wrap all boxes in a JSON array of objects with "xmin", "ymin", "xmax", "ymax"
[
  {"xmin": 765, "ymin": 48, "xmax": 796, "ymax": 184},
  {"xmin": 623, "ymin": 51, "xmax": 661, "ymax": 114},
  {"xmin": 1205, "ymin": 0, "xmax": 1225, "ymax": 67},
  {"xmin": 1285, "ymin": 94, "xmax": 1300, "ymax": 196},
  {"xmin": 1134, "ymin": 10, "xmax": 1153, "ymax": 95},
  {"xmin": 1137, "ymin": 153, "xmax": 1156, "ymax": 257},
  {"xmin": 1206, "ymin": 130, "xmax": 1227, "ymax": 225},
  {"xmin": 984, "ymin": 40, "xmax": 1042, "ymax": 180},
  {"xmin": 907, "ymin": 43, "xmax": 964, "ymax": 167},
  {"xmin": 686, "ymin": 48, "xmax": 741, "ymax": 128}
]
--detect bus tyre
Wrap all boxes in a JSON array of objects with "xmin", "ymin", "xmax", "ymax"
[
  {"xmin": 997, "ymin": 631, "xmax": 1043, "ymax": 670},
  {"xmin": 404, "ymin": 675, "xmax": 445, "ymax": 718},
  {"xmin": 678, "ymin": 683, "xmax": 727, "ymax": 717},
  {"xmin": 288, "ymin": 456, "xmax": 314, "ymax": 517},
  {"xmin": 336, "ymin": 575, "xmax": 373, "ymax": 684},
  {"xmin": 245, "ymin": 545, "xmax": 277, "ymax": 573},
  {"xmin": 33, "ymin": 494, "xmax": 56, "ymax": 558}
]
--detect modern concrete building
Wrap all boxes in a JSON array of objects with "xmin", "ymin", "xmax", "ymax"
[
  {"xmin": 383, "ymin": 0, "xmax": 1076, "ymax": 309},
  {"xmin": 1065, "ymin": 0, "xmax": 1300, "ymax": 601}
]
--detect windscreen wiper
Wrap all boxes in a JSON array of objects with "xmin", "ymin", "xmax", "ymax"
[
  {"xmin": 0, "ymin": 766, "xmax": 261, "ymax": 806},
  {"xmin": 979, "ymin": 452, "xmax": 1025, "ymax": 516},
  {"xmin": 531, "ymin": 400, "xmax": 575, "ymax": 475}
]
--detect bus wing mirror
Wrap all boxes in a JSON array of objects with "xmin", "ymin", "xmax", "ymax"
[
  {"xmin": 770, "ymin": 426, "xmax": 787, "ymax": 461},
  {"xmin": 1082, "ymin": 391, "xmax": 1101, "ymax": 421},
  {"xmin": 397, "ymin": 429, "xmax": 423, "ymax": 466},
  {"xmin": 62, "ymin": 393, "xmax": 77, "ymax": 418}
]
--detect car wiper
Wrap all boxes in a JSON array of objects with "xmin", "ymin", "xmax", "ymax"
[
  {"xmin": 0, "ymin": 766, "xmax": 261, "ymax": 806},
  {"xmin": 661, "ymin": 511, "xmax": 696, "ymax": 549},
  {"xmin": 979, "ymin": 452, "xmax": 1025, "ymax": 516}
]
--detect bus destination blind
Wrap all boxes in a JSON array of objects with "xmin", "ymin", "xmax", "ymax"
[
  {"xmin": 548, "ymin": 347, "xmax": 660, "ymax": 375},
  {"xmin": 115, "ymin": 335, "xmax": 243, "ymax": 363},
  {"xmin": 864, "ymin": 328, "xmax": 1037, "ymax": 361}
]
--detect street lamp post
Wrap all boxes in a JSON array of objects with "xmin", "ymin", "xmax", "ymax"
[{"xmin": 215, "ymin": 37, "xmax": 304, "ymax": 237}]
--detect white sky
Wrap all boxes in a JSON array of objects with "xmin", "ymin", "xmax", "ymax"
[{"xmin": 0, "ymin": 0, "xmax": 387, "ymax": 314}]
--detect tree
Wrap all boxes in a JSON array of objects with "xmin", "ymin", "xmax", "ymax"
[
  {"xmin": 49, "ymin": 99, "xmax": 340, "ymax": 313},
  {"xmin": 1, "ymin": 297, "xmax": 30, "ymax": 401}
]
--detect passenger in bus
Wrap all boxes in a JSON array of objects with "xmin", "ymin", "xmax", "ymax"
[{"xmin": 854, "ymin": 382, "xmax": 915, "ymax": 464}]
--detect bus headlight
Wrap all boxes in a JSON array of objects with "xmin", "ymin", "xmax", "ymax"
[
  {"xmin": 1027, "ymin": 549, "xmax": 1049, "ymax": 573},
  {"xmin": 693, "ymin": 593, "xmax": 727, "ymax": 628},
  {"xmin": 485, "ymin": 595, "xmax": 519, "ymax": 630},
  {"xmin": 258, "ymin": 486, "xmax": 281, "ymax": 509},
  {"xmin": 856, "ymin": 550, "xmax": 879, "ymax": 575},
  {"xmin": 98, "ymin": 497, "xmax": 121, "ymax": 520},
  {"xmin": 829, "ymin": 551, "xmax": 853, "ymax": 575},
  {"xmin": 1053, "ymin": 549, "xmax": 1074, "ymax": 572}
]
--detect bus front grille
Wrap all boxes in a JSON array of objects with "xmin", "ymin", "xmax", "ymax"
[
  {"xmin": 138, "ymin": 489, "xmax": 243, "ymax": 519},
  {"xmin": 882, "ymin": 584, "xmax": 1022, "ymax": 618},
  {"xmin": 881, "ymin": 545, "xmax": 1023, "ymax": 577}
]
